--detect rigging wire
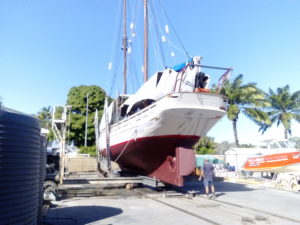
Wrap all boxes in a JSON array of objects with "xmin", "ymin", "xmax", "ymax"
[
  {"xmin": 107, "ymin": 0, "xmax": 122, "ymax": 69},
  {"xmin": 148, "ymin": 23, "xmax": 164, "ymax": 72},
  {"xmin": 128, "ymin": 53, "xmax": 141, "ymax": 92},
  {"xmin": 157, "ymin": 0, "xmax": 191, "ymax": 60},
  {"xmin": 108, "ymin": 0, "xmax": 191, "ymax": 95},
  {"xmin": 149, "ymin": 1, "xmax": 177, "ymax": 67},
  {"xmin": 128, "ymin": 55, "xmax": 137, "ymax": 92},
  {"xmin": 149, "ymin": 0, "xmax": 166, "ymax": 68},
  {"xmin": 149, "ymin": 35, "xmax": 163, "ymax": 71},
  {"xmin": 108, "ymin": 0, "xmax": 123, "ymax": 97},
  {"xmin": 147, "ymin": 9, "xmax": 159, "ymax": 72},
  {"xmin": 109, "ymin": 51, "xmax": 122, "ymax": 96},
  {"xmin": 114, "ymin": 128, "xmax": 138, "ymax": 163},
  {"xmin": 166, "ymin": 38, "xmax": 188, "ymax": 55},
  {"xmin": 124, "ymin": 0, "xmax": 143, "ymax": 93},
  {"xmin": 107, "ymin": 0, "xmax": 122, "ymax": 96},
  {"xmin": 128, "ymin": 0, "xmax": 142, "ymax": 33}
]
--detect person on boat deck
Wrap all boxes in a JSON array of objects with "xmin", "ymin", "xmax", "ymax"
[{"xmin": 201, "ymin": 159, "xmax": 216, "ymax": 199}]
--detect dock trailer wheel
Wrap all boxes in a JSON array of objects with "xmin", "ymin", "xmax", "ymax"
[
  {"xmin": 125, "ymin": 183, "xmax": 134, "ymax": 190},
  {"xmin": 44, "ymin": 180, "xmax": 58, "ymax": 202}
]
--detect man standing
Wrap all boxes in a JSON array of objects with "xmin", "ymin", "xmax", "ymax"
[{"xmin": 202, "ymin": 159, "xmax": 216, "ymax": 199}]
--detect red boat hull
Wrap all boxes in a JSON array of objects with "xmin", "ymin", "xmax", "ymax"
[
  {"xmin": 243, "ymin": 152, "xmax": 300, "ymax": 172},
  {"xmin": 101, "ymin": 135, "xmax": 199, "ymax": 186}
]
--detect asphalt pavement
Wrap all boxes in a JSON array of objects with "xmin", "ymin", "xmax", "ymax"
[{"xmin": 43, "ymin": 180, "xmax": 300, "ymax": 225}]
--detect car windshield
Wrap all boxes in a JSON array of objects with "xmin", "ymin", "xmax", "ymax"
[{"xmin": 277, "ymin": 141, "xmax": 288, "ymax": 148}]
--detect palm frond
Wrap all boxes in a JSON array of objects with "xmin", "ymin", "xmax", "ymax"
[
  {"xmin": 258, "ymin": 123, "xmax": 271, "ymax": 134},
  {"xmin": 242, "ymin": 108, "xmax": 270, "ymax": 126},
  {"xmin": 232, "ymin": 74, "xmax": 243, "ymax": 89},
  {"xmin": 294, "ymin": 114, "xmax": 300, "ymax": 123},
  {"xmin": 291, "ymin": 90, "xmax": 300, "ymax": 107}
]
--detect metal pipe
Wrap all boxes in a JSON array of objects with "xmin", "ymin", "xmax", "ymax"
[{"xmin": 198, "ymin": 65, "xmax": 232, "ymax": 71}]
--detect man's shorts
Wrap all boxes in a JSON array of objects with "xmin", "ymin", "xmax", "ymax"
[{"xmin": 204, "ymin": 178, "xmax": 213, "ymax": 187}]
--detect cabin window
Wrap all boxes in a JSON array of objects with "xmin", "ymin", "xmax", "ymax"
[
  {"xmin": 278, "ymin": 141, "xmax": 288, "ymax": 148},
  {"xmin": 270, "ymin": 143, "xmax": 279, "ymax": 149},
  {"xmin": 156, "ymin": 72, "xmax": 163, "ymax": 86},
  {"xmin": 127, "ymin": 99, "xmax": 155, "ymax": 116},
  {"xmin": 120, "ymin": 105, "xmax": 129, "ymax": 117}
]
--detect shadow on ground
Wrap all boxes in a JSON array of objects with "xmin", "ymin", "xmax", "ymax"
[
  {"xmin": 215, "ymin": 181, "xmax": 256, "ymax": 193},
  {"xmin": 176, "ymin": 179, "xmax": 256, "ymax": 194},
  {"xmin": 43, "ymin": 205, "xmax": 122, "ymax": 225}
]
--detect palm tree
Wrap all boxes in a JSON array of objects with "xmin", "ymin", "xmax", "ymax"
[
  {"xmin": 220, "ymin": 74, "xmax": 270, "ymax": 146},
  {"xmin": 259, "ymin": 85, "xmax": 300, "ymax": 139},
  {"xmin": 38, "ymin": 106, "xmax": 52, "ymax": 129}
]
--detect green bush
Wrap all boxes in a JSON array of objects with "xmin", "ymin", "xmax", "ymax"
[
  {"xmin": 79, "ymin": 146, "xmax": 97, "ymax": 157},
  {"xmin": 194, "ymin": 136, "xmax": 216, "ymax": 155}
]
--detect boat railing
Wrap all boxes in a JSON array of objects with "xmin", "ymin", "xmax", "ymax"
[{"xmin": 173, "ymin": 63, "xmax": 232, "ymax": 94}]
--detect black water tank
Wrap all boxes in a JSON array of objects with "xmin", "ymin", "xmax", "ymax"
[
  {"xmin": 37, "ymin": 135, "xmax": 47, "ymax": 224},
  {"xmin": 0, "ymin": 107, "xmax": 41, "ymax": 225}
]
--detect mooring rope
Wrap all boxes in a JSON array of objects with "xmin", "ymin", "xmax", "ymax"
[{"xmin": 114, "ymin": 128, "xmax": 138, "ymax": 163}]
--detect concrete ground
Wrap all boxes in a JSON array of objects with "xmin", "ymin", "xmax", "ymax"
[{"xmin": 43, "ymin": 181, "xmax": 300, "ymax": 225}]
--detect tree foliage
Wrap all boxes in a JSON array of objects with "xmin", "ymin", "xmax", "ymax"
[
  {"xmin": 38, "ymin": 106, "xmax": 52, "ymax": 129},
  {"xmin": 258, "ymin": 85, "xmax": 300, "ymax": 139},
  {"xmin": 79, "ymin": 146, "xmax": 97, "ymax": 157},
  {"xmin": 37, "ymin": 106, "xmax": 56, "ymax": 141},
  {"xmin": 220, "ymin": 74, "xmax": 270, "ymax": 146},
  {"xmin": 215, "ymin": 141, "xmax": 236, "ymax": 154},
  {"xmin": 194, "ymin": 136, "xmax": 217, "ymax": 154},
  {"xmin": 289, "ymin": 137, "xmax": 300, "ymax": 149},
  {"xmin": 238, "ymin": 143, "xmax": 256, "ymax": 148},
  {"xmin": 67, "ymin": 85, "xmax": 108, "ymax": 146}
]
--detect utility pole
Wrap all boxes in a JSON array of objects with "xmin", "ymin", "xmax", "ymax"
[{"xmin": 84, "ymin": 93, "xmax": 89, "ymax": 147}]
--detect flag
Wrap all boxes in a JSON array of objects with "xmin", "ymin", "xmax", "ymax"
[{"xmin": 218, "ymin": 68, "xmax": 232, "ymax": 88}]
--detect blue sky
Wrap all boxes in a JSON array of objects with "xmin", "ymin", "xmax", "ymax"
[{"xmin": 1, "ymin": 0, "xmax": 300, "ymax": 143}]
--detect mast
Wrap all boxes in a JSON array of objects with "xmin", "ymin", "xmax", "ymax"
[
  {"xmin": 123, "ymin": 0, "xmax": 128, "ymax": 94},
  {"xmin": 143, "ymin": 0, "xmax": 148, "ymax": 82}
]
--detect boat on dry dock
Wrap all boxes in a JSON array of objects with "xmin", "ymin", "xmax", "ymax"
[{"xmin": 97, "ymin": 0, "xmax": 231, "ymax": 186}]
